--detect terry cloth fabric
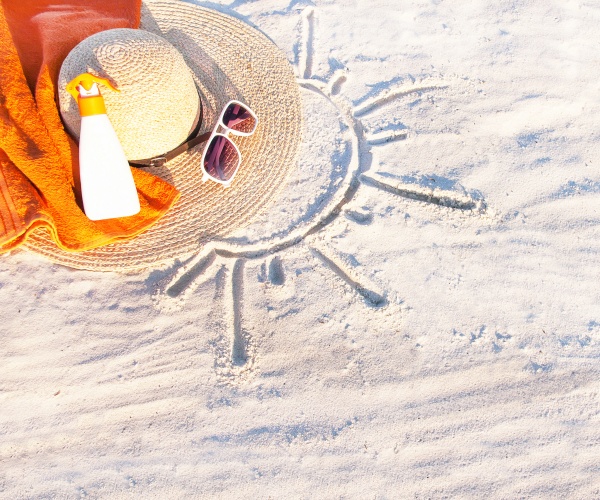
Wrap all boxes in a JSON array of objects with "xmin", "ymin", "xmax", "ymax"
[{"xmin": 0, "ymin": 0, "xmax": 180, "ymax": 253}]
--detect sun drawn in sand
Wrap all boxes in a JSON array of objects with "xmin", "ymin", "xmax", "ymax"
[{"xmin": 153, "ymin": 6, "xmax": 489, "ymax": 384}]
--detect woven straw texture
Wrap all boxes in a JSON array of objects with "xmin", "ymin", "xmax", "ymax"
[
  {"xmin": 24, "ymin": 0, "xmax": 302, "ymax": 272},
  {"xmin": 58, "ymin": 29, "xmax": 201, "ymax": 161}
]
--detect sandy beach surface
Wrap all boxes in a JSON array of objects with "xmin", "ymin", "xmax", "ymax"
[{"xmin": 2, "ymin": 0, "xmax": 600, "ymax": 497}]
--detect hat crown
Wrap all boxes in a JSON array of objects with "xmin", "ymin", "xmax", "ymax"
[{"xmin": 58, "ymin": 28, "xmax": 200, "ymax": 161}]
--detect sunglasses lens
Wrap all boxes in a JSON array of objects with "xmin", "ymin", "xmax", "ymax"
[
  {"xmin": 222, "ymin": 102, "xmax": 257, "ymax": 134},
  {"xmin": 204, "ymin": 135, "xmax": 239, "ymax": 182}
]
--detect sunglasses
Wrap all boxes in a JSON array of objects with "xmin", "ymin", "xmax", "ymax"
[
  {"xmin": 130, "ymin": 100, "xmax": 257, "ymax": 188},
  {"xmin": 201, "ymin": 101, "xmax": 258, "ymax": 187}
]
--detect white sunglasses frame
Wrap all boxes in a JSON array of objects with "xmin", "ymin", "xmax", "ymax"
[{"xmin": 200, "ymin": 100, "xmax": 258, "ymax": 188}]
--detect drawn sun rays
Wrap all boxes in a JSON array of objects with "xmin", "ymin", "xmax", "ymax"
[{"xmin": 152, "ymin": 6, "xmax": 489, "ymax": 384}]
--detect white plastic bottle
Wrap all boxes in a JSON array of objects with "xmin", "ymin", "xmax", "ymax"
[{"xmin": 66, "ymin": 73, "xmax": 140, "ymax": 221}]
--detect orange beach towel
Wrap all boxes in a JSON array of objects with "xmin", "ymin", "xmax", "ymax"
[{"xmin": 0, "ymin": 0, "xmax": 180, "ymax": 253}]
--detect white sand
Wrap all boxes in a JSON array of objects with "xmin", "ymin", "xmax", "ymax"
[{"xmin": 2, "ymin": 0, "xmax": 600, "ymax": 497}]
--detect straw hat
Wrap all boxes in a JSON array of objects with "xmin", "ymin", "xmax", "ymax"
[{"xmin": 24, "ymin": 0, "xmax": 302, "ymax": 271}]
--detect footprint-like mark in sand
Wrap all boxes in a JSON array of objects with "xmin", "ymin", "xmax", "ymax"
[
  {"xmin": 153, "ymin": 6, "xmax": 491, "ymax": 383},
  {"xmin": 268, "ymin": 256, "xmax": 285, "ymax": 286}
]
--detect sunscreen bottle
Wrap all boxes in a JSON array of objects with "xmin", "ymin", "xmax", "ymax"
[{"xmin": 66, "ymin": 73, "xmax": 140, "ymax": 221}]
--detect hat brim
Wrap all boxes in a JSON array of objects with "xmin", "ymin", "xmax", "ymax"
[{"xmin": 24, "ymin": 0, "xmax": 302, "ymax": 272}]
